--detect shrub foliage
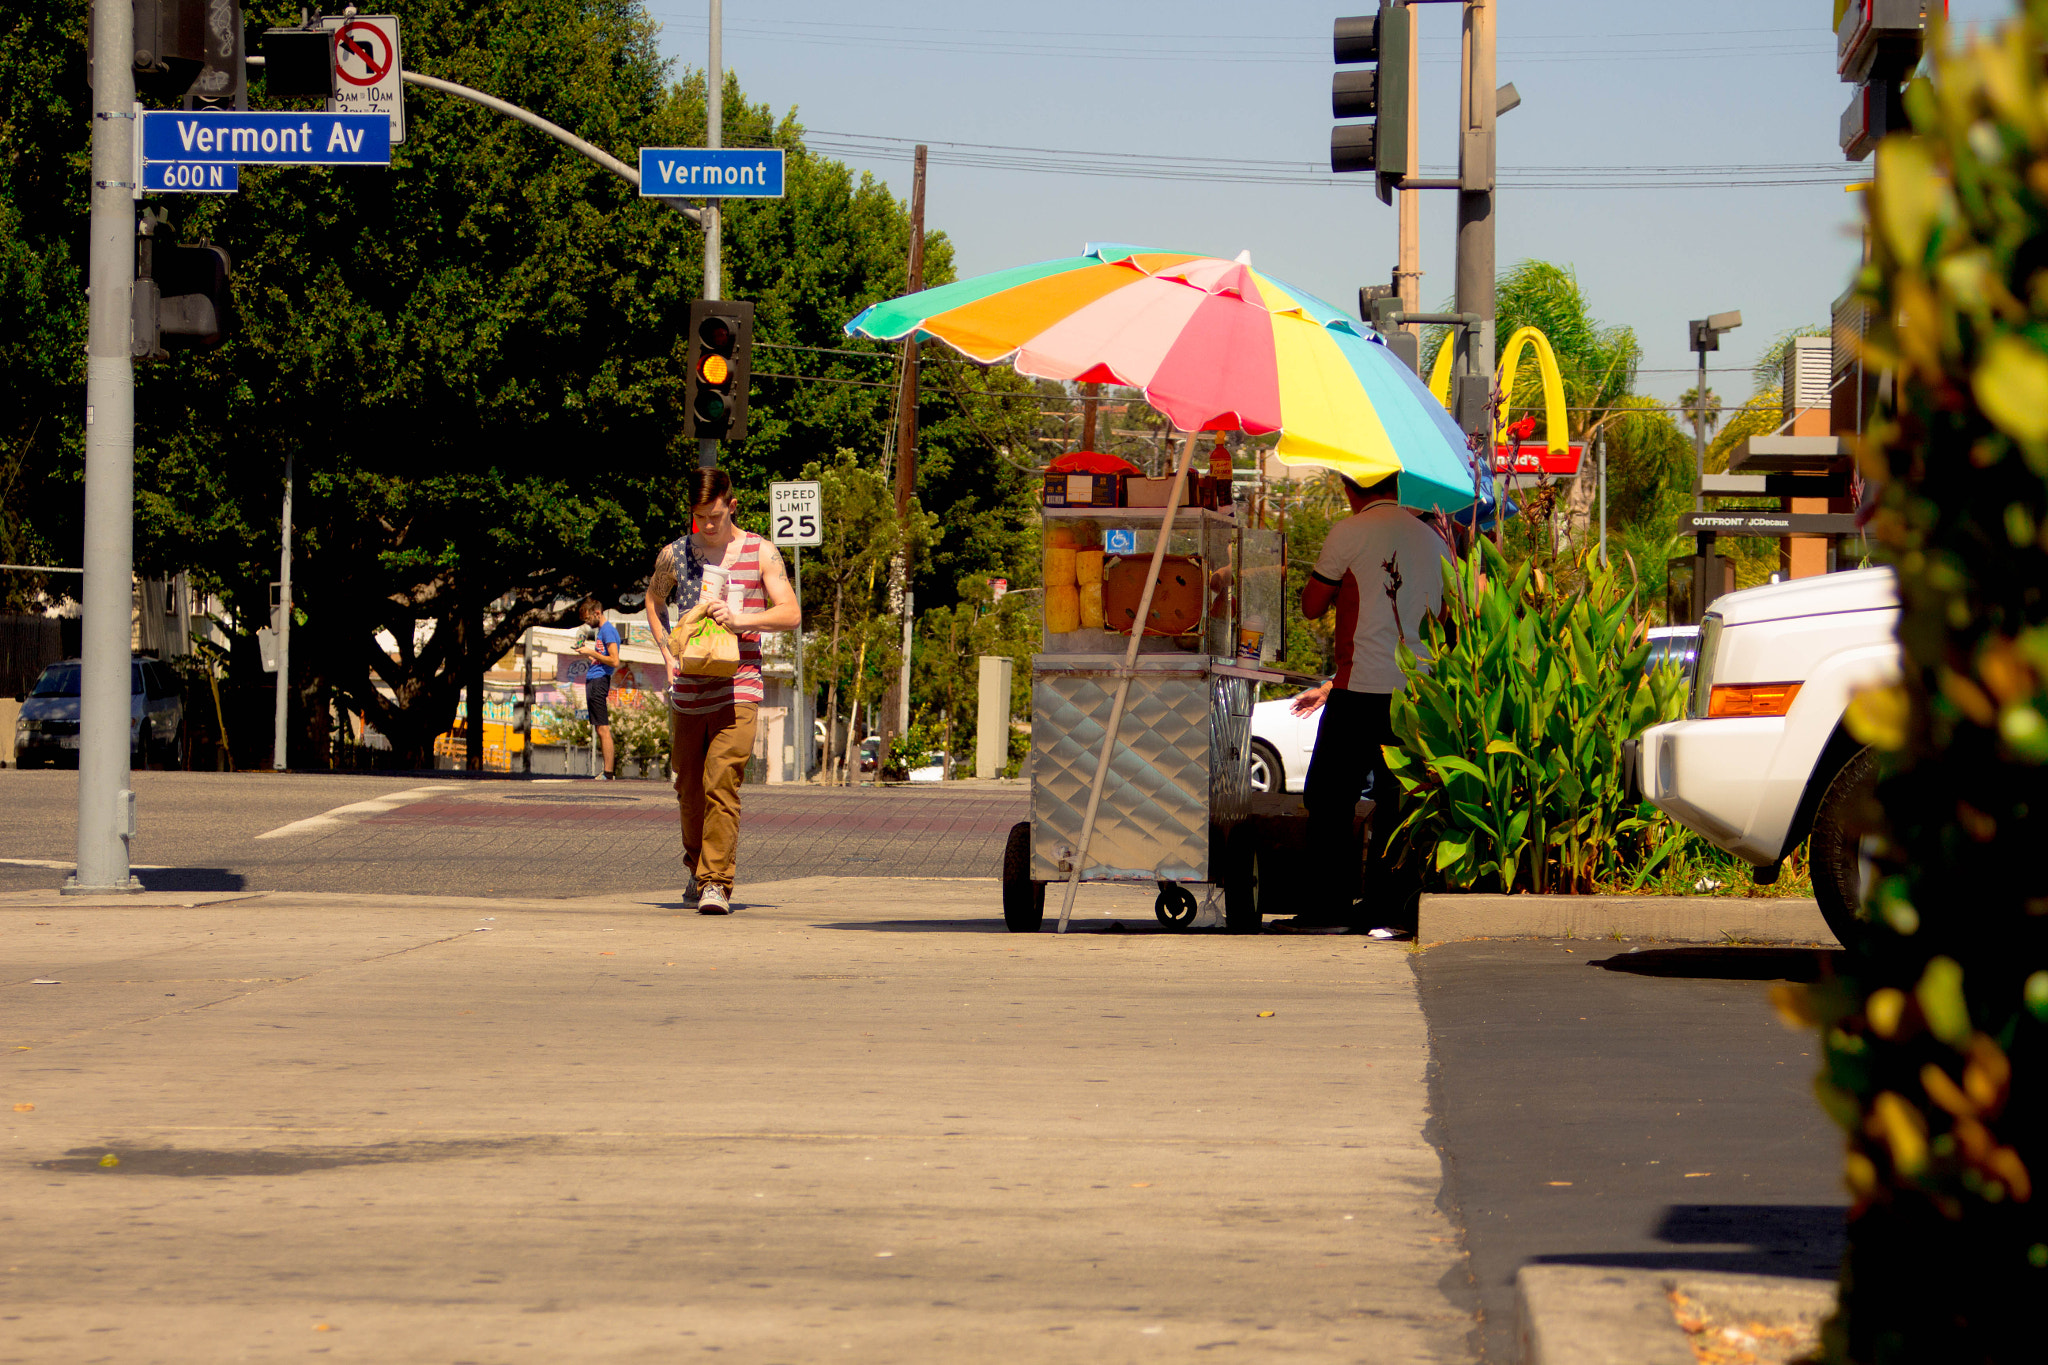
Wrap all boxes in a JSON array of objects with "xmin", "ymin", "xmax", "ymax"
[
  {"xmin": 1798, "ymin": 10, "xmax": 2048, "ymax": 1359},
  {"xmin": 1385, "ymin": 541, "xmax": 1686, "ymax": 894}
]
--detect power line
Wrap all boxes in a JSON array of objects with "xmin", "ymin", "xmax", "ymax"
[
  {"xmin": 755, "ymin": 340, "xmax": 898, "ymax": 361},
  {"xmin": 805, "ymin": 131, "xmax": 1860, "ymax": 190},
  {"xmin": 644, "ymin": 10, "xmax": 1834, "ymax": 67}
]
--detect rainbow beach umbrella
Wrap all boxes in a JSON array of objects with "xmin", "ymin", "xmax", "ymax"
[{"xmin": 846, "ymin": 242, "xmax": 1484, "ymax": 512}]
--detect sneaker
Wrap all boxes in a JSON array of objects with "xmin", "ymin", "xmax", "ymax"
[
  {"xmin": 698, "ymin": 883, "xmax": 732, "ymax": 915},
  {"xmin": 681, "ymin": 876, "xmax": 701, "ymax": 908}
]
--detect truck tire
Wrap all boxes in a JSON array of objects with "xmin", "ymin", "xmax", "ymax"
[
  {"xmin": 1001, "ymin": 821, "xmax": 1045, "ymax": 933},
  {"xmin": 1809, "ymin": 746, "xmax": 1877, "ymax": 945}
]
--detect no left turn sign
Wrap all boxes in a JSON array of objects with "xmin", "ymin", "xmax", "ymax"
[
  {"xmin": 318, "ymin": 14, "xmax": 407, "ymax": 145},
  {"xmin": 334, "ymin": 19, "xmax": 395, "ymax": 87}
]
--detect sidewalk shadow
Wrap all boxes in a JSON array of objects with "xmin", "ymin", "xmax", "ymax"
[
  {"xmin": 136, "ymin": 867, "xmax": 246, "ymax": 893},
  {"xmin": 1531, "ymin": 1202, "xmax": 1845, "ymax": 1280},
  {"xmin": 1590, "ymin": 947, "xmax": 1842, "ymax": 982}
]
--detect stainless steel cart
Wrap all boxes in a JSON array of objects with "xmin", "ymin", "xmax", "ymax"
[{"xmin": 999, "ymin": 502, "xmax": 1292, "ymax": 933}]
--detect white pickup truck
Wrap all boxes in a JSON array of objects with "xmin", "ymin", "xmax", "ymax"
[{"xmin": 1637, "ymin": 567, "xmax": 1900, "ymax": 941}]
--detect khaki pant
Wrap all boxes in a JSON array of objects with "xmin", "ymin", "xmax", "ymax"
[{"xmin": 669, "ymin": 702, "xmax": 757, "ymax": 890}]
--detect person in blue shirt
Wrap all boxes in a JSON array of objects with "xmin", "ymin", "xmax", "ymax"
[{"xmin": 575, "ymin": 598, "xmax": 624, "ymax": 780}]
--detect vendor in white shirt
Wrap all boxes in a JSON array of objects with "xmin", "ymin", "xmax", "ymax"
[{"xmin": 1293, "ymin": 470, "xmax": 1455, "ymax": 933}]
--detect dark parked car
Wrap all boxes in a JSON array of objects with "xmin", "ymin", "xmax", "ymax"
[{"xmin": 14, "ymin": 658, "xmax": 186, "ymax": 769}]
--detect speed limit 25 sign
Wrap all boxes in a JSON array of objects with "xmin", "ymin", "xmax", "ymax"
[{"xmin": 769, "ymin": 480, "xmax": 823, "ymax": 547}]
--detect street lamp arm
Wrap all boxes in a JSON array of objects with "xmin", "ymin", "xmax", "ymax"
[{"xmin": 398, "ymin": 70, "xmax": 705, "ymax": 227}]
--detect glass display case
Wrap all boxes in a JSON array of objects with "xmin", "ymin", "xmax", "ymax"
[
  {"xmin": 1025, "ymin": 503, "xmax": 1289, "ymax": 899},
  {"xmin": 1037, "ymin": 507, "xmax": 1284, "ymax": 664}
]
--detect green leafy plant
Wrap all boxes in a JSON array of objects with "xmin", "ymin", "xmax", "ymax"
[
  {"xmin": 1384, "ymin": 540, "xmax": 1687, "ymax": 894},
  {"xmin": 1782, "ymin": 11, "xmax": 2048, "ymax": 1360}
]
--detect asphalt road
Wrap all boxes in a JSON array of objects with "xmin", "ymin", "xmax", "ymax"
[
  {"xmin": 0, "ymin": 771, "xmax": 1029, "ymax": 899},
  {"xmin": 1410, "ymin": 940, "xmax": 1848, "ymax": 1363}
]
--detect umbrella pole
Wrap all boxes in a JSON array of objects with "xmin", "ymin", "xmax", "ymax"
[{"xmin": 1057, "ymin": 429, "xmax": 1200, "ymax": 933}]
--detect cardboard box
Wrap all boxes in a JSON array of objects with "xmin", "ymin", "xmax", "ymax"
[
  {"xmin": 1043, "ymin": 472, "xmax": 1122, "ymax": 508},
  {"xmin": 1122, "ymin": 472, "xmax": 1197, "ymax": 508}
]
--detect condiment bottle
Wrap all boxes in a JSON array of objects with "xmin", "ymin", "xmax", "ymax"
[{"xmin": 1210, "ymin": 438, "xmax": 1232, "ymax": 486}]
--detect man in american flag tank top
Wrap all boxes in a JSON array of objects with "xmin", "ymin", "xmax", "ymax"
[{"xmin": 643, "ymin": 469, "xmax": 801, "ymax": 914}]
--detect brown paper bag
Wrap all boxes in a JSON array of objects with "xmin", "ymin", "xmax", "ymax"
[{"xmin": 668, "ymin": 603, "xmax": 740, "ymax": 678}]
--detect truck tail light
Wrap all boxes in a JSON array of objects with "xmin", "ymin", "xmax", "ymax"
[{"xmin": 1707, "ymin": 683, "xmax": 1803, "ymax": 718}]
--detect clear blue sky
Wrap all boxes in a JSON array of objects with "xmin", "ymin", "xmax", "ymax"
[{"xmin": 645, "ymin": 1, "xmax": 2011, "ymax": 406}]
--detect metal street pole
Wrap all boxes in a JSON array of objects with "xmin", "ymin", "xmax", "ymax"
[
  {"xmin": 272, "ymin": 453, "xmax": 293, "ymax": 771},
  {"xmin": 521, "ymin": 627, "xmax": 534, "ymax": 775},
  {"xmin": 1693, "ymin": 343, "xmax": 1708, "ymax": 512},
  {"xmin": 72, "ymin": 0, "xmax": 141, "ymax": 894},
  {"xmin": 699, "ymin": 0, "xmax": 722, "ymax": 472},
  {"xmin": 1396, "ymin": 1, "xmax": 1421, "ymax": 338},
  {"xmin": 1454, "ymin": 0, "xmax": 1497, "ymax": 449},
  {"xmin": 793, "ymin": 546, "xmax": 806, "ymax": 779},
  {"xmin": 1597, "ymin": 431, "xmax": 1608, "ymax": 567}
]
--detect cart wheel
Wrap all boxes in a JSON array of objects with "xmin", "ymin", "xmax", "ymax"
[
  {"xmin": 1223, "ymin": 824, "xmax": 1265, "ymax": 934},
  {"xmin": 1153, "ymin": 882, "xmax": 1198, "ymax": 931},
  {"xmin": 1002, "ymin": 821, "xmax": 1046, "ymax": 933}
]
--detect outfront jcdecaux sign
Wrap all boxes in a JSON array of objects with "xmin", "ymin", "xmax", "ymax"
[{"xmin": 140, "ymin": 111, "xmax": 393, "ymax": 165}]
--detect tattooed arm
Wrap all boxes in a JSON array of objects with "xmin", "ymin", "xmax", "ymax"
[{"xmin": 645, "ymin": 542, "xmax": 679, "ymax": 675}]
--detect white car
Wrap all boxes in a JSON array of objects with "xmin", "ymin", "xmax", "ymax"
[
  {"xmin": 1249, "ymin": 695, "xmax": 1319, "ymax": 794},
  {"xmin": 1637, "ymin": 567, "xmax": 1900, "ymax": 941}
]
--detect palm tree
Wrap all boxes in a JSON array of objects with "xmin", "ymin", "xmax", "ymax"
[{"xmin": 1677, "ymin": 385, "xmax": 1722, "ymax": 437}]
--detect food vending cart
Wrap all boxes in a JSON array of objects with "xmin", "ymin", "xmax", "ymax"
[{"xmin": 999, "ymin": 493, "xmax": 1291, "ymax": 933}]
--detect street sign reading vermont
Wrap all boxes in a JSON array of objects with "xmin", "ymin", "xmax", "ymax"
[
  {"xmin": 639, "ymin": 148, "xmax": 786, "ymax": 198},
  {"xmin": 141, "ymin": 111, "xmax": 392, "ymax": 165}
]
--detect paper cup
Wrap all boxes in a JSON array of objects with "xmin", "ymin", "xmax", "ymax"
[
  {"xmin": 1237, "ymin": 628, "xmax": 1264, "ymax": 661},
  {"xmin": 700, "ymin": 563, "xmax": 729, "ymax": 603}
]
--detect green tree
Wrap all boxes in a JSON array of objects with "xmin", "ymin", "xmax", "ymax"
[
  {"xmin": 797, "ymin": 450, "xmax": 936, "ymax": 782},
  {"xmin": 2, "ymin": 1, "xmax": 1034, "ymax": 764},
  {"xmin": 0, "ymin": 4, "xmax": 87, "ymax": 609},
  {"xmin": 911, "ymin": 573, "xmax": 1036, "ymax": 770}
]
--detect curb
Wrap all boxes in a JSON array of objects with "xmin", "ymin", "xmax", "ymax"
[
  {"xmin": 1516, "ymin": 1265, "xmax": 1836, "ymax": 1365},
  {"xmin": 1419, "ymin": 893, "xmax": 1837, "ymax": 946}
]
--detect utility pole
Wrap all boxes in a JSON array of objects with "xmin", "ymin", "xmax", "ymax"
[
  {"xmin": 272, "ymin": 454, "xmax": 293, "ymax": 770},
  {"xmin": 71, "ymin": 0, "xmax": 141, "ymax": 894},
  {"xmin": 698, "ymin": 0, "xmax": 722, "ymax": 472},
  {"xmin": 879, "ymin": 145, "xmax": 927, "ymax": 768}
]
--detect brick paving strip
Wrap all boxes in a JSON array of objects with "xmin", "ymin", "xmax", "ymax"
[{"xmin": 238, "ymin": 783, "xmax": 1035, "ymax": 898}]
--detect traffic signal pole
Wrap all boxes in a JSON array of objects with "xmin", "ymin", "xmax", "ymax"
[
  {"xmin": 1454, "ymin": 0, "xmax": 1497, "ymax": 450},
  {"xmin": 700, "ymin": 0, "xmax": 722, "ymax": 472},
  {"xmin": 72, "ymin": 0, "xmax": 142, "ymax": 894},
  {"xmin": 1396, "ymin": 5, "xmax": 1421, "ymax": 337}
]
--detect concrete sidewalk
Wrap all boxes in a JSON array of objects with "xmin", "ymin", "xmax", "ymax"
[{"xmin": 2, "ymin": 878, "xmax": 1473, "ymax": 1363}]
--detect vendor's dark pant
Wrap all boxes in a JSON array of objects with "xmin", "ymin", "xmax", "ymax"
[{"xmin": 1302, "ymin": 689, "xmax": 1405, "ymax": 927}]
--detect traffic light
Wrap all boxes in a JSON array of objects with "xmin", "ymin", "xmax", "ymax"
[
  {"xmin": 91, "ymin": 2, "xmax": 243, "ymax": 103},
  {"xmin": 685, "ymin": 300, "xmax": 755, "ymax": 442},
  {"xmin": 133, "ymin": 218, "xmax": 231, "ymax": 359},
  {"xmin": 259, "ymin": 25, "xmax": 338, "ymax": 101},
  {"xmin": 1330, "ymin": 3, "xmax": 1412, "ymax": 205}
]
